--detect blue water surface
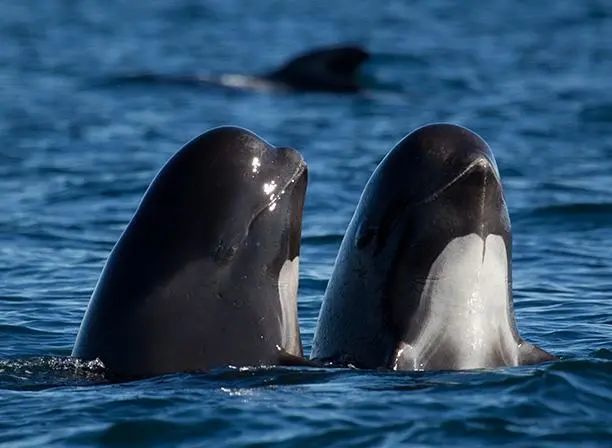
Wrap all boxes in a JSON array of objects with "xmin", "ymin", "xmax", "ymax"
[{"xmin": 1, "ymin": 0, "xmax": 611, "ymax": 446}]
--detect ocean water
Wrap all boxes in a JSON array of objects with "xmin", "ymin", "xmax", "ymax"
[{"xmin": 1, "ymin": 0, "xmax": 611, "ymax": 446}]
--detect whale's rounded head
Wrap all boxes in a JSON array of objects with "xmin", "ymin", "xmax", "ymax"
[
  {"xmin": 72, "ymin": 126, "xmax": 308, "ymax": 378},
  {"xmin": 313, "ymin": 123, "xmax": 555, "ymax": 370},
  {"xmin": 135, "ymin": 126, "xmax": 307, "ymax": 264},
  {"xmin": 353, "ymin": 123, "xmax": 507, "ymax": 255}
]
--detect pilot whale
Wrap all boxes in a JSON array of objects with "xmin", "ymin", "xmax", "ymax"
[
  {"xmin": 311, "ymin": 123, "xmax": 556, "ymax": 371},
  {"xmin": 113, "ymin": 45, "xmax": 369, "ymax": 93},
  {"xmin": 72, "ymin": 127, "xmax": 309, "ymax": 378}
]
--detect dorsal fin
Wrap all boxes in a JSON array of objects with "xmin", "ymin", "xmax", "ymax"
[{"xmin": 265, "ymin": 45, "xmax": 370, "ymax": 92}]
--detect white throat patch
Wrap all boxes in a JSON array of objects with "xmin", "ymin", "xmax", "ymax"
[
  {"xmin": 394, "ymin": 234, "xmax": 518, "ymax": 370},
  {"xmin": 278, "ymin": 257, "xmax": 300, "ymax": 353}
]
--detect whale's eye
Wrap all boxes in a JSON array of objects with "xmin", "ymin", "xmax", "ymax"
[
  {"xmin": 213, "ymin": 240, "xmax": 239, "ymax": 262},
  {"xmin": 355, "ymin": 223, "xmax": 376, "ymax": 249}
]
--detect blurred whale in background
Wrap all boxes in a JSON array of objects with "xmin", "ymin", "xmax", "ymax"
[
  {"xmin": 312, "ymin": 123, "xmax": 557, "ymax": 371},
  {"xmin": 72, "ymin": 127, "xmax": 310, "ymax": 379},
  {"xmin": 110, "ymin": 45, "xmax": 370, "ymax": 93}
]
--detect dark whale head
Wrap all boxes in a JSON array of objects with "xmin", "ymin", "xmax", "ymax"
[
  {"xmin": 73, "ymin": 126, "xmax": 308, "ymax": 378},
  {"xmin": 353, "ymin": 123, "xmax": 506, "ymax": 254},
  {"xmin": 312, "ymin": 123, "xmax": 555, "ymax": 370}
]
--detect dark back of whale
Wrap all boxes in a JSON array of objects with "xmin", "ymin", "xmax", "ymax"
[
  {"xmin": 265, "ymin": 45, "xmax": 369, "ymax": 92},
  {"xmin": 105, "ymin": 45, "xmax": 370, "ymax": 94}
]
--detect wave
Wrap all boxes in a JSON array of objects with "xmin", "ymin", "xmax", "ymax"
[
  {"xmin": 0, "ymin": 356, "xmax": 106, "ymax": 390},
  {"xmin": 528, "ymin": 203, "xmax": 612, "ymax": 217}
]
